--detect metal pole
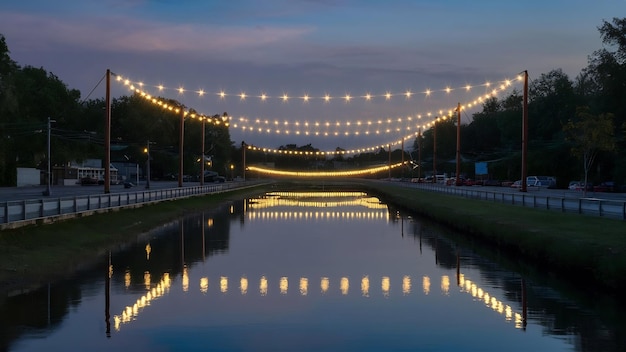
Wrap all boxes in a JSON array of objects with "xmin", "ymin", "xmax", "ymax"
[
  {"xmin": 145, "ymin": 140, "xmax": 151, "ymax": 189},
  {"xmin": 44, "ymin": 117, "xmax": 52, "ymax": 196},
  {"xmin": 242, "ymin": 141, "xmax": 246, "ymax": 182},
  {"xmin": 521, "ymin": 70, "xmax": 529, "ymax": 193},
  {"xmin": 388, "ymin": 144, "xmax": 391, "ymax": 179},
  {"xmin": 418, "ymin": 128, "xmax": 422, "ymax": 180},
  {"xmin": 104, "ymin": 69, "xmax": 111, "ymax": 194}
]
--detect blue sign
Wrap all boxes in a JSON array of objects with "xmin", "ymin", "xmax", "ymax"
[{"xmin": 475, "ymin": 162, "xmax": 488, "ymax": 175}]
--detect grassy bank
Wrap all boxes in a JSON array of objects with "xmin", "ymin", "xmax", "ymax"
[
  {"xmin": 358, "ymin": 181, "xmax": 626, "ymax": 292},
  {"xmin": 0, "ymin": 185, "xmax": 271, "ymax": 293}
]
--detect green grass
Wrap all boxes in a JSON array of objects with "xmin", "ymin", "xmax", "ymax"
[
  {"xmin": 0, "ymin": 185, "xmax": 270, "ymax": 292},
  {"xmin": 361, "ymin": 182, "xmax": 626, "ymax": 291}
]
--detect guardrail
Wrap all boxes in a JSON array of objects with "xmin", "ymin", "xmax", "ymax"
[
  {"xmin": 409, "ymin": 183, "xmax": 626, "ymax": 220},
  {"xmin": 0, "ymin": 182, "xmax": 264, "ymax": 230}
]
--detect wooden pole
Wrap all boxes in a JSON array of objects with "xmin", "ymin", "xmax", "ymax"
[
  {"xmin": 104, "ymin": 69, "xmax": 111, "ymax": 193},
  {"xmin": 433, "ymin": 119, "xmax": 437, "ymax": 183},
  {"xmin": 521, "ymin": 71, "xmax": 529, "ymax": 193},
  {"xmin": 200, "ymin": 118, "xmax": 205, "ymax": 186},
  {"xmin": 178, "ymin": 112, "xmax": 184, "ymax": 187}
]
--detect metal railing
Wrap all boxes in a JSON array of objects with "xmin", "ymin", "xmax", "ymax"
[
  {"xmin": 1, "ymin": 182, "xmax": 264, "ymax": 229},
  {"xmin": 405, "ymin": 183, "xmax": 626, "ymax": 220}
]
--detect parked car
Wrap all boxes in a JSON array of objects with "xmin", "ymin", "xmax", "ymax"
[
  {"xmin": 463, "ymin": 179, "xmax": 474, "ymax": 186},
  {"xmin": 80, "ymin": 177, "xmax": 98, "ymax": 185},
  {"xmin": 482, "ymin": 179, "xmax": 500, "ymax": 186},
  {"xmin": 594, "ymin": 181, "xmax": 615, "ymax": 192},
  {"xmin": 568, "ymin": 181, "xmax": 581, "ymax": 190},
  {"xmin": 510, "ymin": 180, "xmax": 522, "ymax": 188}
]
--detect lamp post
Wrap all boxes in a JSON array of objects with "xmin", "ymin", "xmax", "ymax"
[
  {"xmin": 144, "ymin": 140, "xmax": 151, "ymax": 189},
  {"xmin": 230, "ymin": 164, "xmax": 234, "ymax": 181}
]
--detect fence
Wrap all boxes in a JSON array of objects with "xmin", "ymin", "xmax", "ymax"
[
  {"xmin": 1, "ymin": 182, "xmax": 264, "ymax": 230},
  {"xmin": 408, "ymin": 183, "xmax": 626, "ymax": 220}
]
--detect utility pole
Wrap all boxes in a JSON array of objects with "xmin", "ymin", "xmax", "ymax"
[
  {"xmin": 104, "ymin": 69, "xmax": 111, "ymax": 194},
  {"xmin": 456, "ymin": 103, "xmax": 462, "ymax": 186},
  {"xmin": 178, "ymin": 112, "xmax": 184, "ymax": 188},
  {"xmin": 43, "ymin": 117, "xmax": 55, "ymax": 196},
  {"xmin": 201, "ymin": 117, "xmax": 205, "ymax": 186},
  {"xmin": 521, "ymin": 70, "xmax": 529, "ymax": 193},
  {"xmin": 433, "ymin": 118, "xmax": 437, "ymax": 183}
]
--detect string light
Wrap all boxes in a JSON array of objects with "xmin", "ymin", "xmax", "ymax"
[
  {"xmin": 114, "ymin": 72, "xmax": 522, "ymax": 104},
  {"xmin": 247, "ymin": 162, "xmax": 406, "ymax": 177},
  {"xmin": 115, "ymin": 76, "xmax": 230, "ymax": 126},
  {"xmin": 114, "ymin": 72, "xmax": 522, "ymax": 157}
]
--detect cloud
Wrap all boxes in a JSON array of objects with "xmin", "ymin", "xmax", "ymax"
[{"xmin": 0, "ymin": 11, "xmax": 314, "ymax": 59}]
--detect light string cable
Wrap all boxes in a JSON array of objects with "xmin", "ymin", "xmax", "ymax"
[
  {"xmin": 114, "ymin": 72, "xmax": 521, "ymax": 131},
  {"xmin": 113, "ymin": 72, "xmax": 521, "ymax": 155},
  {"xmin": 113, "ymin": 74, "xmax": 231, "ymax": 126},
  {"xmin": 241, "ymin": 84, "xmax": 519, "ymax": 156},
  {"xmin": 115, "ymin": 73, "xmax": 521, "ymax": 106}
]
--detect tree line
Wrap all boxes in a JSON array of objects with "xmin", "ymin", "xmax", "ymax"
[{"xmin": 1, "ymin": 17, "xmax": 625, "ymax": 187}]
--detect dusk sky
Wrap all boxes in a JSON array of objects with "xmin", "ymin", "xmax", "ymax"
[{"xmin": 1, "ymin": 0, "xmax": 623, "ymax": 152}]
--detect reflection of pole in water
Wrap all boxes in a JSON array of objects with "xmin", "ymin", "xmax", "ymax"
[
  {"xmin": 47, "ymin": 283, "xmax": 51, "ymax": 326},
  {"xmin": 105, "ymin": 251, "xmax": 111, "ymax": 338},
  {"xmin": 202, "ymin": 212, "xmax": 206, "ymax": 262},
  {"xmin": 435, "ymin": 233, "xmax": 439, "ymax": 265},
  {"xmin": 419, "ymin": 224, "xmax": 422, "ymax": 255},
  {"xmin": 521, "ymin": 278, "xmax": 528, "ymax": 330},
  {"xmin": 456, "ymin": 249, "xmax": 460, "ymax": 286},
  {"xmin": 180, "ymin": 220, "xmax": 185, "ymax": 268}
]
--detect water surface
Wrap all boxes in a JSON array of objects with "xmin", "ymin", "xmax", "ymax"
[{"xmin": 1, "ymin": 191, "xmax": 623, "ymax": 351}]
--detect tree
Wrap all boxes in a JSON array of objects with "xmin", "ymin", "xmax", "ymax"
[{"xmin": 563, "ymin": 107, "xmax": 616, "ymax": 196}]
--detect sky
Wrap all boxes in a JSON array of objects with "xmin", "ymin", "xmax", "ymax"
[{"xmin": 0, "ymin": 0, "xmax": 623, "ymax": 152}]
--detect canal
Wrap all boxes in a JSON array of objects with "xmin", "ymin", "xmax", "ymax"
[{"xmin": 1, "ymin": 191, "xmax": 623, "ymax": 351}]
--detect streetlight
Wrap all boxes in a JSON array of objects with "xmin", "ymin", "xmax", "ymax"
[
  {"xmin": 43, "ymin": 117, "xmax": 56, "ymax": 196},
  {"xmin": 230, "ymin": 164, "xmax": 234, "ymax": 181},
  {"xmin": 144, "ymin": 140, "xmax": 151, "ymax": 189}
]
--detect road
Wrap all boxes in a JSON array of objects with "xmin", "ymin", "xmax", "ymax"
[{"xmin": 0, "ymin": 181, "xmax": 218, "ymax": 202}]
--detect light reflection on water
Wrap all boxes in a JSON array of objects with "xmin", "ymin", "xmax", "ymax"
[{"xmin": 2, "ymin": 191, "xmax": 624, "ymax": 352}]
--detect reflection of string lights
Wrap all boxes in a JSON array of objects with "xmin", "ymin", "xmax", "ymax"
[
  {"xmin": 459, "ymin": 274, "xmax": 524, "ymax": 329},
  {"xmin": 113, "ymin": 273, "xmax": 523, "ymax": 332},
  {"xmin": 248, "ymin": 192, "xmax": 387, "ymax": 210},
  {"xmin": 113, "ymin": 273, "xmax": 171, "ymax": 331},
  {"xmin": 247, "ymin": 211, "xmax": 388, "ymax": 221},
  {"xmin": 247, "ymin": 162, "xmax": 405, "ymax": 177}
]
